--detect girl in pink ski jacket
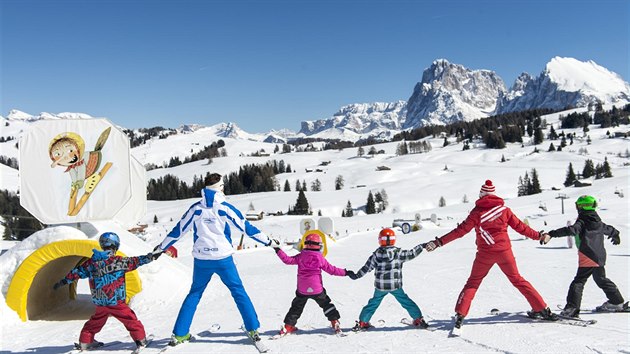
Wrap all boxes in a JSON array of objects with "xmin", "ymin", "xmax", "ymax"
[{"xmin": 271, "ymin": 233, "xmax": 348, "ymax": 335}]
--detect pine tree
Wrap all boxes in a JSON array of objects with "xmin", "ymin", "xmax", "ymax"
[
  {"xmin": 290, "ymin": 190, "xmax": 310, "ymax": 215},
  {"xmin": 534, "ymin": 128, "xmax": 544, "ymax": 145},
  {"xmin": 295, "ymin": 180, "xmax": 301, "ymax": 191},
  {"xmin": 335, "ymin": 175, "xmax": 344, "ymax": 190},
  {"xmin": 439, "ymin": 196, "xmax": 446, "ymax": 207},
  {"xmin": 379, "ymin": 189, "xmax": 389, "ymax": 210},
  {"xmin": 366, "ymin": 191, "xmax": 376, "ymax": 214},
  {"xmin": 530, "ymin": 168, "xmax": 541, "ymax": 194},
  {"xmin": 284, "ymin": 180, "xmax": 291, "ymax": 191},
  {"xmin": 582, "ymin": 159, "xmax": 595, "ymax": 178},
  {"xmin": 357, "ymin": 146, "xmax": 365, "ymax": 157},
  {"xmin": 564, "ymin": 163, "xmax": 577, "ymax": 187},
  {"xmin": 302, "ymin": 180, "xmax": 307, "ymax": 192},
  {"xmin": 602, "ymin": 157, "xmax": 613, "ymax": 178},
  {"xmin": 462, "ymin": 194, "xmax": 469, "ymax": 203},
  {"xmin": 548, "ymin": 143, "xmax": 556, "ymax": 151},
  {"xmin": 153, "ymin": 215, "xmax": 158, "ymax": 223},
  {"xmin": 548, "ymin": 125, "xmax": 558, "ymax": 140},
  {"xmin": 311, "ymin": 179, "xmax": 322, "ymax": 191},
  {"xmin": 501, "ymin": 154, "xmax": 506, "ymax": 163},
  {"xmin": 443, "ymin": 137, "xmax": 449, "ymax": 147},
  {"xmin": 345, "ymin": 200, "xmax": 354, "ymax": 217}
]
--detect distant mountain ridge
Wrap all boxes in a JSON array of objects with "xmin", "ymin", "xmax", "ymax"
[{"xmin": 4, "ymin": 57, "xmax": 629, "ymax": 142}]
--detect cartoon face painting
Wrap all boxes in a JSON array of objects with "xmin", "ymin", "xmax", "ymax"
[
  {"xmin": 48, "ymin": 128, "xmax": 113, "ymax": 216},
  {"xmin": 49, "ymin": 133, "xmax": 85, "ymax": 168}
]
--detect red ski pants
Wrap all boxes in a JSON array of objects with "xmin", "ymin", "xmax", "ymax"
[
  {"xmin": 455, "ymin": 249, "xmax": 547, "ymax": 317},
  {"xmin": 79, "ymin": 303, "xmax": 146, "ymax": 343}
]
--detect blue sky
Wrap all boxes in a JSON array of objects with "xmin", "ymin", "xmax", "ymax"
[{"xmin": 1, "ymin": 0, "xmax": 628, "ymax": 133}]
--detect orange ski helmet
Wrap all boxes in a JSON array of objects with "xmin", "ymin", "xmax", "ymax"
[{"xmin": 378, "ymin": 228, "xmax": 396, "ymax": 246}]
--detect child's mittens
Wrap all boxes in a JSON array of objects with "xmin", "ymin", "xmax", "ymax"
[
  {"xmin": 608, "ymin": 233, "xmax": 620, "ymax": 245},
  {"xmin": 346, "ymin": 270, "xmax": 358, "ymax": 280}
]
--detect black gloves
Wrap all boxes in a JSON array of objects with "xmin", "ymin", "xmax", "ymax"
[
  {"xmin": 346, "ymin": 270, "xmax": 358, "ymax": 280},
  {"xmin": 151, "ymin": 245, "xmax": 164, "ymax": 260},
  {"xmin": 608, "ymin": 233, "xmax": 620, "ymax": 245},
  {"xmin": 53, "ymin": 279, "xmax": 69, "ymax": 290}
]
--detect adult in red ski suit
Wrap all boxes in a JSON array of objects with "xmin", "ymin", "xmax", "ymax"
[{"xmin": 424, "ymin": 180, "xmax": 557, "ymax": 326}]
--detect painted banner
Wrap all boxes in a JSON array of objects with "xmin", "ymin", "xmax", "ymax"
[{"xmin": 20, "ymin": 119, "xmax": 135, "ymax": 224}]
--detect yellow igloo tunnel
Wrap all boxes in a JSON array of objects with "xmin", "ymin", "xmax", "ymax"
[{"xmin": 2, "ymin": 226, "xmax": 142, "ymax": 322}]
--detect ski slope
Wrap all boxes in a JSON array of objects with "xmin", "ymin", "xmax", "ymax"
[{"xmin": 1, "ymin": 109, "xmax": 629, "ymax": 353}]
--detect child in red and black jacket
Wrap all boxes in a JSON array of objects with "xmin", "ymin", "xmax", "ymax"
[{"xmin": 53, "ymin": 232, "xmax": 160, "ymax": 351}]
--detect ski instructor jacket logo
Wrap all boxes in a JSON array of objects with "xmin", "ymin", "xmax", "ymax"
[{"xmin": 159, "ymin": 188, "xmax": 270, "ymax": 260}]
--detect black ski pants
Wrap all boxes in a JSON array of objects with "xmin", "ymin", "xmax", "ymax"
[
  {"xmin": 283, "ymin": 289, "xmax": 340, "ymax": 326},
  {"xmin": 566, "ymin": 266, "xmax": 624, "ymax": 310}
]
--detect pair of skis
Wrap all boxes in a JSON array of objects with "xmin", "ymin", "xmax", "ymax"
[
  {"xmin": 448, "ymin": 308, "xmax": 601, "ymax": 338},
  {"xmin": 69, "ymin": 334, "xmax": 153, "ymax": 354}
]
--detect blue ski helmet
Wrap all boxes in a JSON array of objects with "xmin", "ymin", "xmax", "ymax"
[{"xmin": 99, "ymin": 232, "xmax": 120, "ymax": 251}]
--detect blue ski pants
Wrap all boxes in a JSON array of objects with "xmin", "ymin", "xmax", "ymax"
[
  {"xmin": 359, "ymin": 288, "xmax": 422, "ymax": 322},
  {"xmin": 173, "ymin": 256, "xmax": 260, "ymax": 336}
]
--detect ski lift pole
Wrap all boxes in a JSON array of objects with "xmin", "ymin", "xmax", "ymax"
[{"xmin": 556, "ymin": 193, "xmax": 569, "ymax": 214}]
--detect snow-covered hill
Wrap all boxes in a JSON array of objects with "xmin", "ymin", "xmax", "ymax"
[{"xmin": 1, "ymin": 106, "xmax": 629, "ymax": 353}]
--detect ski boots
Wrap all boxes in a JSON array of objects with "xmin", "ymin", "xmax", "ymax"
[
  {"xmin": 77, "ymin": 341, "xmax": 104, "ymax": 350},
  {"xmin": 279, "ymin": 324, "xmax": 298, "ymax": 335},
  {"xmin": 527, "ymin": 307, "xmax": 559, "ymax": 321},
  {"xmin": 168, "ymin": 333, "xmax": 192, "ymax": 346},
  {"xmin": 596, "ymin": 301, "xmax": 625, "ymax": 312},
  {"xmin": 412, "ymin": 317, "xmax": 430, "ymax": 329},
  {"xmin": 560, "ymin": 306, "xmax": 580, "ymax": 318},
  {"xmin": 331, "ymin": 320, "xmax": 342, "ymax": 334},
  {"xmin": 351, "ymin": 320, "xmax": 371, "ymax": 332},
  {"xmin": 247, "ymin": 329, "xmax": 262, "ymax": 342},
  {"xmin": 453, "ymin": 314, "xmax": 464, "ymax": 329}
]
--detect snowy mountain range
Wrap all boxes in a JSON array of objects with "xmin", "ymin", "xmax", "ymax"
[{"xmin": 3, "ymin": 57, "xmax": 629, "ymax": 143}]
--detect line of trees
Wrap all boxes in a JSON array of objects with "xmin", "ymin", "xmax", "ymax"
[
  {"xmin": 1, "ymin": 189, "xmax": 44, "ymax": 240},
  {"xmin": 148, "ymin": 160, "xmax": 288, "ymax": 200},
  {"xmin": 0, "ymin": 155, "xmax": 18, "ymax": 169}
]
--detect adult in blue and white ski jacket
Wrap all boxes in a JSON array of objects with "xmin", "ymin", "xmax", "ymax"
[
  {"xmin": 155, "ymin": 180, "xmax": 272, "ymax": 338},
  {"xmin": 158, "ymin": 187, "xmax": 271, "ymax": 259}
]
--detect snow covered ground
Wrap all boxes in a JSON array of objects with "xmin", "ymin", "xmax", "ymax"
[{"xmin": 1, "ymin": 109, "xmax": 629, "ymax": 353}]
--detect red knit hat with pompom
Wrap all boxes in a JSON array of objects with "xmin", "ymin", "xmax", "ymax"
[{"xmin": 479, "ymin": 180, "xmax": 496, "ymax": 197}]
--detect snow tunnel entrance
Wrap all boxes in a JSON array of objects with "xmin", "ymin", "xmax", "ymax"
[
  {"xmin": 27, "ymin": 255, "xmax": 95, "ymax": 321},
  {"xmin": 6, "ymin": 239, "xmax": 142, "ymax": 321}
]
